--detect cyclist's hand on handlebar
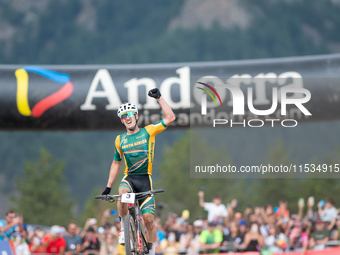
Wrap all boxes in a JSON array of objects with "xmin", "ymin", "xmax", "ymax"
[{"xmin": 102, "ymin": 187, "xmax": 111, "ymax": 195}]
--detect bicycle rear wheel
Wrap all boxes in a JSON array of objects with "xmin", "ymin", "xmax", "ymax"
[{"xmin": 124, "ymin": 214, "xmax": 138, "ymax": 255}]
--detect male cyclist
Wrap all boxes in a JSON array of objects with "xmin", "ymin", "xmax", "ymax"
[{"xmin": 102, "ymin": 88, "xmax": 175, "ymax": 255}]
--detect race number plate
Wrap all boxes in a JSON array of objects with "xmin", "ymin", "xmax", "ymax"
[{"xmin": 121, "ymin": 193, "xmax": 135, "ymax": 204}]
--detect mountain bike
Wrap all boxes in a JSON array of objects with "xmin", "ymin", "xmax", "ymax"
[{"xmin": 95, "ymin": 189, "xmax": 164, "ymax": 255}]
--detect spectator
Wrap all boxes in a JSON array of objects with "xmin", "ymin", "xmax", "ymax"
[
  {"xmin": 99, "ymin": 233, "xmax": 118, "ymax": 255},
  {"xmin": 264, "ymin": 224, "xmax": 287, "ymax": 253},
  {"xmin": 199, "ymin": 222, "xmax": 223, "ymax": 253},
  {"xmin": 318, "ymin": 198, "xmax": 337, "ymax": 230},
  {"xmin": 179, "ymin": 222, "xmax": 192, "ymax": 250},
  {"xmin": 64, "ymin": 222, "xmax": 82, "ymax": 255},
  {"xmin": 257, "ymin": 216, "xmax": 268, "ymax": 237},
  {"xmin": 288, "ymin": 221, "xmax": 308, "ymax": 254},
  {"xmin": 306, "ymin": 197, "xmax": 315, "ymax": 220},
  {"xmin": 226, "ymin": 199, "xmax": 238, "ymax": 221},
  {"xmin": 42, "ymin": 225, "xmax": 66, "ymax": 254},
  {"xmin": 0, "ymin": 210, "xmax": 24, "ymax": 240},
  {"xmin": 331, "ymin": 215, "xmax": 340, "ymax": 240},
  {"xmin": 186, "ymin": 220, "xmax": 203, "ymax": 255},
  {"xmin": 114, "ymin": 218, "xmax": 126, "ymax": 255},
  {"xmin": 276, "ymin": 200, "xmax": 290, "ymax": 220},
  {"xmin": 81, "ymin": 227, "xmax": 100, "ymax": 255},
  {"xmin": 309, "ymin": 218, "xmax": 330, "ymax": 250},
  {"xmin": 160, "ymin": 231, "xmax": 180, "ymax": 255},
  {"xmin": 12, "ymin": 232, "xmax": 30, "ymax": 255},
  {"xmin": 243, "ymin": 222, "xmax": 264, "ymax": 252},
  {"xmin": 238, "ymin": 220, "xmax": 247, "ymax": 243},
  {"xmin": 223, "ymin": 221, "xmax": 242, "ymax": 252},
  {"xmin": 176, "ymin": 210, "xmax": 190, "ymax": 225},
  {"xmin": 28, "ymin": 234, "xmax": 45, "ymax": 254},
  {"xmin": 198, "ymin": 191, "xmax": 228, "ymax": 223}
]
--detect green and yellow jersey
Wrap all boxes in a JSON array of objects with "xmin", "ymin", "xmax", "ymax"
[{"xmin": 114, "ymin": 120, "xmax": 167, "ymax": 175}]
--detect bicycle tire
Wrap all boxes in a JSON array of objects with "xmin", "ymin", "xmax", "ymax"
[{"xmin": 124, "ymin": 214, "xmax": 138, "ymax": 255}]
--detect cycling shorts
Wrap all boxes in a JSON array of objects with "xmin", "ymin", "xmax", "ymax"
[{"xmin": 119, "ymin": 174, "xmax": 155, "ymax": 215}]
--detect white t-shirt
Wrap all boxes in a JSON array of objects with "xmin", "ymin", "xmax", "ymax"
[
  {"xmin": 322, "ymin": 207, "xmax": 338, "ymax": 222},
  {"xmin": 203, "ymin": 202, "xmax": 228, "ymax": 222}
]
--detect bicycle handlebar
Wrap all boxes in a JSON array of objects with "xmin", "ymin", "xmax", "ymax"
[{"xmin": 95, "ymin": 189, "xmax": 164, "ymax": 201}]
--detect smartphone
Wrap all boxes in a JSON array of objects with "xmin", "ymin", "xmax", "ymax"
[
  {"xmin": 308, "ymin": 196, "xmax": 315, "ymax": 206},
  {"xmin": 318, "ymin": 200, "xmax": 325, "ymax": 207},
  {"xmin": 89, "ymin": 218, "xmax": 97, "ymax": 225},
  {"xmin": 298, "ymin": 198, "xmax": 305, "ymax": 207}
]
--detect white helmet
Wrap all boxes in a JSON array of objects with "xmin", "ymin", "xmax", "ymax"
[{"xmin": 117, "ymin": 103, "xmax": 138, "ymax": 118}]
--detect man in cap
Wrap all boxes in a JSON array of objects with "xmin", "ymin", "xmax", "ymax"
[
  {"xmin": 81, "ymin": 227, "xmax": 100, "ymax": 255},
  {"xmin": 42, "ymin": 225, "xmax": 66, "ymax": 254},
  {"xmin": 199, "ymin": 222, "xmax": 223, "ymax": 252},
  {"xmin": 309, "ymin": 218, "xmax": 330, "ymax": 250}
]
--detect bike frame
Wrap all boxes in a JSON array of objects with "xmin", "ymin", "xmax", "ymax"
[
  {"xmin": 95, "ymin": 189, "xmax": 164, "ymax": 255},
  {"xmin": 128, "ymin": 201, "xmax": 148, "ymax": 254}
]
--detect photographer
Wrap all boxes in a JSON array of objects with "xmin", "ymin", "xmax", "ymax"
[{"xmin": 0, "ymin": 210, "xmax": 24, "ymax": 240}]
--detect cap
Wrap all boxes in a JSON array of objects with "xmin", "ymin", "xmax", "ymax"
[
  {"xmin": 182, "ymin": 210, "xmax": 190, "ymax": 219},
  {"xmin": 87, "ymin": 226, "xmax": 95, "ymax": 232},
  {"xmin": 315, "ymin": 218, "xmax": 324, "ymax": 224},
  {"xmin": 239, "ymin": 220, "xmax": 247, "ymax": 226},
  {"xmin": 50, "ymin": 225, "xmax": 61, "ymax": 235},
  {"xmin": 98, "ymin": 227, "xmax": 105, "ymax": 234},
  {"xmin": 208, "ymin": 222, "xmax": 216, "ymax": 227},
  {"xmin": 115, "ymin": 218, "xmax": 121, "ymax": 223},
  {"xmin": 193, "ymin": 220, "xmax": 203, "ymax": 227},
  {"xmin": 103, "ymin": 223, "xmax": 111, "ymax": 229}
]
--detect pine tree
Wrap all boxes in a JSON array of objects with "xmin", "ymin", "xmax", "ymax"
[{"xmin": 11, "ymin": 149, "xmax": 76, "ymax": 226}]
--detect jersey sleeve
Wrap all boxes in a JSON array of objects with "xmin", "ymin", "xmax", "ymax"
[
  {"xmin": 113, "ymin": 135, "xmax": 123, "ymax": 161},
  {"xmin": 145, "ymin": 120, "xmax": 167, "ymax": 136}
]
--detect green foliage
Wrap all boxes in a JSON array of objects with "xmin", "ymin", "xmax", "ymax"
[
  {"xmin": 1, "ymin": 0, "xmax": 339, "ymax": 64},
  {"xmin": 155, "ymin": 131, "xmax": 245, "ymax": 221},
  {"xmin": 11, "ymin": 149, "xmax": 76, "ymax": 226}
]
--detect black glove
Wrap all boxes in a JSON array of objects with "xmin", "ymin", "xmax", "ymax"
[
  {"xmin": 148, "ymin": 88, "xmax": 161, "ymax": 99},
  {"xmin": 102, "ymin": 187, "xmax": 111, "ymax": 195}
]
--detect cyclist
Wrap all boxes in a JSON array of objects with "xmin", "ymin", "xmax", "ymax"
[{"xmin": 101, "ymin": 88, "xmax": 175, "ymax": 255}]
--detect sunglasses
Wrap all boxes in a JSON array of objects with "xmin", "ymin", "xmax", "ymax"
[{"xmin": 120, "ymin": 112, "xmax": 136, "ymax": 120}]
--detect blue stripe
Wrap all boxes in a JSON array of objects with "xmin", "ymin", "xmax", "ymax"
[{"xmin": 24, "ymin": 66, "xmax": 70, "ymax": 83}]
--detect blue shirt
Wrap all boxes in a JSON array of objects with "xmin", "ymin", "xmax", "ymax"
[{"xmin": 0, "ymin": 219, "xmax": 17, "ymax": 240}]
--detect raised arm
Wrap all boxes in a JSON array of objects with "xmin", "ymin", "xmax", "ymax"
[
  {"xmin": 148, "ymin": 88, "xmax": 176, "ymax": 126},
  {"xmin": 198, "ymin": 191, "xmax": 205, "ymax": 208}
]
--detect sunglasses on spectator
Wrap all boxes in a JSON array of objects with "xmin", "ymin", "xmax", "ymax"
[{"xmin": 120, "ymin": 112, "xmax": 136, "ymax": 120}]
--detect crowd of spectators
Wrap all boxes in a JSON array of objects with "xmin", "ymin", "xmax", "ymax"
[{"xmin": 1, "ymin": 192, "xmax": 340, "ymax": 255}]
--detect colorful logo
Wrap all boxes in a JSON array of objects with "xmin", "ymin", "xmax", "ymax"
[
  {"xmin": 15, "ymin": 66, "xmax": 73, "ymax": 117},
  {"xmin": 196, "ymin": 82, "xmax": 222, "ymax": 106}
]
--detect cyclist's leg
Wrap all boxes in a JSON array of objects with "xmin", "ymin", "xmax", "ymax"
[
  {"xmin": 118, "ymin": 175, "xmax": 133, "ymax": 244},
  {"xmin": 141, "ymin": 197, "xmax": 157, "ymax": 255},
  {"xmin": 118, "ymin": 175, "xmax": 133, "ymax": 217}
]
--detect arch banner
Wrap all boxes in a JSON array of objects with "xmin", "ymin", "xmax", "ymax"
[{"xmin": 1, "ymin": 54, "xmax": 340, "ymax": 130}]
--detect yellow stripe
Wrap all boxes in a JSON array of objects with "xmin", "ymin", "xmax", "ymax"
[
  {"xmin": 116, "ymin": 136, "xmax": 123, "ymax": 158},
  {"xmin": 147, "ymin": 135, "xmax": 155, "ymax": 175},
  {"xmin": 149, "ymin": 175, "xmax": 153, "ymax": 190},
  {"xmin": 122, "ymin": 175, "xmax": 133, "ymax": 191},
  {"xmin": 140, "ymin": 197, "xmax": 151, "ymax": 209},
  {"xmin": 15, "ymin": 69, "xmax": 31, "ymax": 116}
]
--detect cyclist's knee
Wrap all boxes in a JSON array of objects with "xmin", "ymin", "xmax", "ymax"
[
  {"xmin": 119, "ymin": 188, "xmax": 131, "ymax": 195},
  {"xmin": 143, "ymin": 214, "xmax": 155, "ymax": 229}
]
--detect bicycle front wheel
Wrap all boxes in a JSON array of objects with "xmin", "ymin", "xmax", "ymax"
[{"xmin": 124, "ymin": 214, "xmax": 138, "ymax": 255}]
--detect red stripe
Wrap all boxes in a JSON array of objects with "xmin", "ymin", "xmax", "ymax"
[
  {"xmin": 197, "ymin": 82, "xmax": 223, "ymax": 106},
  {"xmin": 31, "ymin": 81, "xmax": 74, "ymax": 117}
]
